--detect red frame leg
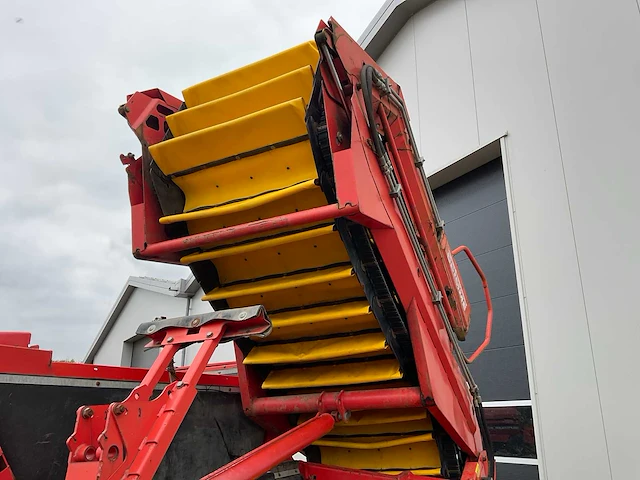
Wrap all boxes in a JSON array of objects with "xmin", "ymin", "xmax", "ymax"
[
  {"xmin": 0, "ymin": 446, "xmax": 14, "ymax": 480},
  {"xmin": 65, "ymin": 307, "xmax": 270, "ymax": 480},
  {"xmin": 201, "ymin": 413, "xmax": 335, "ymax": 480}
]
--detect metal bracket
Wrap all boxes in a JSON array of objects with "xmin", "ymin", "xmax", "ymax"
[
  {"xmin": 65, "ymin": 306, "xmax": 272, "ymax": 480},
  {"xmin": 137, "ymin": 306, "xmax": 272, "ymax": 348}
]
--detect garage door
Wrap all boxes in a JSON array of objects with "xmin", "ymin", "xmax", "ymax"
[{"xmin": 433, "ymin": 158, "xmax": 538, "ymax": 479}]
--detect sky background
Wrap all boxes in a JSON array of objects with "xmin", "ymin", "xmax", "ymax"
[{"xmin": 0, "ymin": 0, "xmax": 385, "ymax": 360}]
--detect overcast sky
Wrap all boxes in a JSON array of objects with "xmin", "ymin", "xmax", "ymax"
[{"xmin": 0, "ymin": 0, "xmax": 384, "ymax": 360}]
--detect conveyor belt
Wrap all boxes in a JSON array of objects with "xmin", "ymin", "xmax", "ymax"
[{"xmin": 147, "ymin": 41, "xmax": 442, "ymax": 475}]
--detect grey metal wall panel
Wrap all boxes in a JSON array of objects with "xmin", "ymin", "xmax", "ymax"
[
  {"xmin": 463, "ymin": 293, "xmax": 523, "ymax": 353},
  {"xmin": 456, "ymin": 246, "xmax": 518, "ymax": 305},
  {"xmin": 496, "ymin": 463, "xmax": 539, "ymax": 480},
  {"xmin": 432, "ymin": 160, "xmax": 506, "ymax": 221},
  {"xmin": 444, "ymin": 200, "xmax": 512, "ymax": 257},
  {"xmin": 536, "ymin": 1, "xmax": 640, "ymax": 476},
  {"xmin": 469, "ymin": 346, "xmax": 530, "ymax": 401}
]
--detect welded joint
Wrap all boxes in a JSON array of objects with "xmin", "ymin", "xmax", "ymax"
[{"xmin": 316, "ymin": 391, "xmax": 351, "ymax": 422}]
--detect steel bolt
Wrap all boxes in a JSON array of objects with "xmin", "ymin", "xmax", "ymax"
[
  {"xmin": 113, "ymin": 404, "xmax": 126, "ymax": 415},
  {"xmin": 176, "ymin": 381, "xmax": 184, "ymax": 388},
  {"xmin": 238, "ymin": 311, "xmax": 248, "ymax": 320},
  {"xmin": 147, "ymin": 324, "xmax": 157, "ymax": 333},
  {"xmin": 206, "ymin": 331, "xmax": 214, "ymax": 338},
  {"xmin": 81, "ymin": 407, "xmax": 94, "ymax": 419},
  {"xmin": 336, "ymin": 132, "xmax": 344, "ymax": 144},
  {"xmin": 167, "ymin": 336, "xmax": 174, "ymax": 343},
  {"xmin": 190, "ymin": 317, "xmax": 201, "ymax": 327}
]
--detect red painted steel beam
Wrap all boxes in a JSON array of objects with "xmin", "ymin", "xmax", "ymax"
[
  {"xmin": 0, "ymin": 341, "xmax": 238, "ymax": 388},
  {"xmin": 201, "ymin": 414, "xmax": 335, "ymax": 480},
  {"xmin": 247, "ymin": 387, "xmax": 424, "ymax": 416},
  {"xmin": 0, "ymin": 331, "xmax": 31, "ymax": 348},
  {"xmin": 0, "ymin": 446, "xmax": 14, "ymax": 480},
  {"xmin": 140, "ymin": 203, "xmax": 359, "ymax": 258}
]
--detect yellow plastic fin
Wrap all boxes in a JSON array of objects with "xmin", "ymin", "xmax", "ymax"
[
  {"xmin": 150, "ymin": 96, "xmax": 307, "ymax": 174},
  {"xmin": 183, "ymin": 187, "xmax": 328, "ymax": 241},
  {"xmin": 265, "ymin": 301, "xmax": 377, "ymax": 341},
  {"xmin": 181, "ymin": 224, "xmax": 336, "ymax": 264},
  {"xmin": 203, "ymin": 265, "xmax": 365, "ymax": 311},
  {"xmin": 183, "ymin": 41, "xmax": 319, "ymax": 107},
  {"xmin": 160, "ymin": 179, "xmax": 318, "ymax": 225},
  {"xmin": 261, "ymin": 358, "xmax": 402, "ymax": 390},
  {"xmin": 243, "ymin": 332, "xmax": 388, "ymax": 365},
  {"xmin": 329, "ymin": 419, "xmax": 433, "ymax": 437},
  {"xmin": 313, "ymin": 433, "xmax": 433, "ymax": 449},
  {"xmin": 184, "ymin": 225, "xmax": 348, "ymax": 285},
  {"xmin": 381, "ymin": 469, "xmax": 442, "ymax": 476},
  {"xmin": 319, "ymin": 440, "xmax": 441, "ymax": 471},
  {"xmin": 169, "ymin": 66, "xmax": 314, "ymax": 137}
]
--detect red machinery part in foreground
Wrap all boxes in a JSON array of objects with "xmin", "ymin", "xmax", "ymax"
[
  {"xmin": 114, "ymin": 17, "xmax": 495, "ymax": 480},
  {"xmin": 0, "ymin": 446, "xmax": 13, "ymax": 480},
  {"xmin": 201, "ymin": 414, "xmax": 336, "ymax": 480},
  {"xmin": 64, "ymin": 308, "xmax": 271, "ymax": 480},
  {"xmin": 0, "ymin": 331, "xmax": 238, "ymax": 389}
]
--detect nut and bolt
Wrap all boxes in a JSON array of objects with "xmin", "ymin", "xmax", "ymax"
[
  {"xmin": 166, "ymin": 336, "xmax": 174, "ymax": 343},
  {"xmin": 190, "ymin": 317, "xmax": 201, "ymax": 327},
  {"xmin": 147, "ymin": 324, "xmax": 157, "ymax": 333},
  {"xmin": 81, "ymin": 407, "xmax": 94, "ymax": 419},
  {"xmin": 336, "ymin": 132, "xmax": 343, "ymax": 144},
  {"xmin": 176, "ymin": 381, "xmax": 184, "ymax": 389},
  {"xmin": 206, "ymin": 331, "xmax": 214, "ymax": 338},
  {"xmin": 113, "ymin": 404, "xmax": 126, "ymax": 415},
  {"xmin": 238, "ymin": 311, "xmax": 248, "ymax": 320}
]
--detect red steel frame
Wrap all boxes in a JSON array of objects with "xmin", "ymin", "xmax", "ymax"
[
  {"xmin": 64, "ymin": 310, "xmax": 271, "ymax": 480},
  {"xmin": 309, "ymin": 18, "xmax": 480, "ymax": 453},
  {"xmin": 0, "ymin": 331, "xmax": 238, "ymax": 389},
  {"xmin": 113, "ymin": 18, "xmax": 494, "ymax": 480},
  {"xmin": 0, "ymin": 445, "xmax": 13, "ymax": 480}
]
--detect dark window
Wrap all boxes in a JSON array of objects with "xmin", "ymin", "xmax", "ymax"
[
  {"xmin": 484, "ymin": 405, "xmax": 537, "ymax": 458},
  {"xmin": 496, "ymin": 463, "xmax": 539, "ymax": 480}
]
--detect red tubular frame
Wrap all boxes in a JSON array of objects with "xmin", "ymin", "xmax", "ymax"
[
  {"xmin": 140, "ymin": 203, "xmax": 359, "ymax": 258},
  {"xmin": 247, "ymin": 387, "xmax": 424, "ymax": 416},
  {"xmin": 0, "ymin": 446, "xmax": 13, "ymax": 480},
  {"xmin": 452, "ymin": 246, "xmax": 493, "ymax": 363},
  {"xmin": 65, "ymin": 312, "xmax": 270, "ymax": 480},
  {"xmin": 201, "ymin": 414, "xmax": 335, "ymax": 480}
]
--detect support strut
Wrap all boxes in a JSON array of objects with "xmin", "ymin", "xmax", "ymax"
[
  {"xmin": 65, "ymin": 307, "xmax": 271, "ymax": 480},
  {"xmin": 201, "ymin": 413, "xmax": 335, "ymax": 480}
]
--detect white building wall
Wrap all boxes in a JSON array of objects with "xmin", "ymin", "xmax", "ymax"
[
  {"xmin": 376, "ymin": 1, "xmax": 640, "ymax": 478},
  {"xmin": 92, "ymin": 289, "xmax": 187, "ymax": 366}
]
